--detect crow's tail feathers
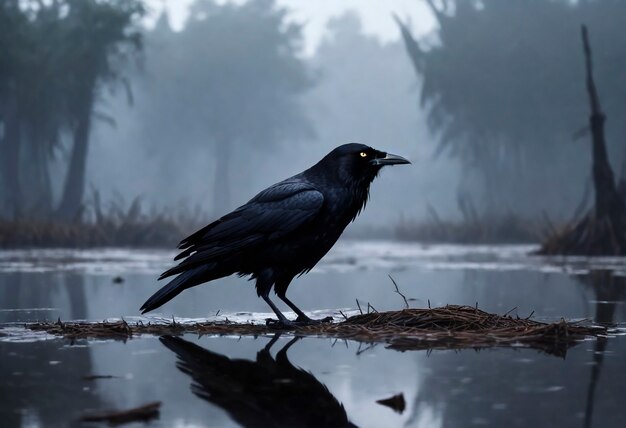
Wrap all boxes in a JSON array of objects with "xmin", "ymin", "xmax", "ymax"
[{"xmin": 140, "ymin": 266, "xmax": 212, "ymax": 314}]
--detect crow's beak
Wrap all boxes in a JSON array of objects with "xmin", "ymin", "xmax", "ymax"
[{"xmin": 371, "ymin": 153, "xmax": 411, "ymax": 166}]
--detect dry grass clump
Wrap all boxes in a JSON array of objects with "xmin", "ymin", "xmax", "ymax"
[
  {"xmin": 0, "ymin": 195, "xmax": 205, "ymax": 248},
  {"xmin": 311, "ymin": 305, "xmax": 602, "ymax": 356},
  {"xmin": 538, "ymin": 214, "xmax": 626, "ymax": 255},
  {"xmin": 0, "ymin": 217, "xmax": 182, "ymax": 248},
  {"xmin": 26, "ymin": 305, "xmax": 604, "ymax": 356},
  {"xmin": 27, "ymin": 317, "xmax": 270, "ymax": 339},
  {"xmin": 395, "ymin": 212, "xmax": 540, "ymax": 244},
  {"xmin": 394, "ymin": 196, "xmax": 541, "ymax": 244}
]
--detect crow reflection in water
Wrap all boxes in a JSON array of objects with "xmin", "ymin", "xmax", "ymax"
[
  {"xmin": 141, "ymin": 144, "xmax": 410, "ymax": 325},
  {"xmin": 160, "ymin": 335, "xmax": 357, "ymax": 428}
]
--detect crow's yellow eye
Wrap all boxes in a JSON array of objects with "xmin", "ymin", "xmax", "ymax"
[{"xmin": 359, "ymin": 152, "xmax": 367, "ymax": 157}]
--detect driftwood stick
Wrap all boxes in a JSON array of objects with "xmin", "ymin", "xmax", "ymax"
[{"xmin": 80, "ymin": 401, "xmax": 161, "ymax": 425}]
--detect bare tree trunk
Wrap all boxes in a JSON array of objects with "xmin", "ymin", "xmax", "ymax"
[
  {"xmin": 57, "ymin": 89, "xmax": 94, "ymax": 222},
  {"xmin": 539, "ymin": 26, "xmax": 626, "ymax": 255},
  {"xmin": 582, "ymin": 25, "xmax": 625, "ymax": 222},
  {"xmin": 21, "ymin": 129, "xmax": 53, "ymax": 217},
  {"xmin": 212, "ymin": 136, "xmax": 232, "ymax": 217}
]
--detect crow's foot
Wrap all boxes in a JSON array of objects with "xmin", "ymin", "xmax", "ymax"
[
  {"xmin": 265, "ymin": 316, "xmax": 333, "ymax": 329},
  {"xmin": 294, "ymin": 315, "xmax": 334, "ymax": 326},
  {"xmin": 265, "ymin": 318, "xmax": 298, "ymax": 330}
]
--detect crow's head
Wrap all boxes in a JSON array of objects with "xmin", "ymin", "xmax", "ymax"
[{"xmin": 315, "ymin": 143, "xmax": 411, "ymax": 185}]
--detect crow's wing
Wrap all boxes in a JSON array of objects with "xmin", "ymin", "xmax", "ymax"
[{"xmin": 159, "ymin": 180, "xmax": 324, "ymax": 280}]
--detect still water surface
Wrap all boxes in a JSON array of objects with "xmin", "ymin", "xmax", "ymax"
[{"xmin": 1, "ymin": 241, "xmax": 625, "ymax": 427}]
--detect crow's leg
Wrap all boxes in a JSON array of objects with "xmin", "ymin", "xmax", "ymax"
[
  {"xmin": 256, "ymin": 269, "xmax": 294, "ymax": 328},
  {"xmin": 274, "ymin": 277, "xmax": 313, "ymax": 323},
  {"xmin": 278, "ymin": 294, "xmax": 313, "ymax": 323},
  {"xmin": 261, "ymin": 294, "xmax": 290, "ymax": 323},
  {"xmin": 275, "ymin": 277, "xmax": 332, "ymax": 325},
  {"xmin": 263, "ymin": 332, "xmax": 283, "ymax": 352},
  {"xmin": 275, "ymin": 336, "xmax": 301, "ymax": 362},
  {"xmin": 262, "ymin": 295, "xmax": 298, "ymax": 329},
  {"xmin": 257, "ymin": 333, "xmax": 285, "ymax": 365}
]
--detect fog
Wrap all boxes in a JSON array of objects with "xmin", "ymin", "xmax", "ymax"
[
  {"xmin": 3, "ymin": 4, "xmax": 626, "ymax": 425},
  {"xmin": 2, "ymin": 0, "xmax": 626, "ymax": 238},
  {"xmin": 87, "ymin": 6, "xmax": 458, "ymax": 229}
]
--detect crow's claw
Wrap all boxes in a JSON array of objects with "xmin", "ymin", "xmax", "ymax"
[
  {"xmin": 265, "ymin": 318, "xmax": 297, "ymax": 330},
  {"xmin": 265, "ymin": 316, "xmax": 333, "ymax": 329},
  {"xmin": 294, "ymin": 315, "xmax": 334, "ymax": 326}
]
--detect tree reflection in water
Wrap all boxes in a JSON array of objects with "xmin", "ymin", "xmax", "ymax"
[
  {"xmin": 577, "ymin": 270, "xmax": 626, "ymax": 428},
  {"xmin": 0, "ymin": 272, "xmax": 104, "ymax": 426}
]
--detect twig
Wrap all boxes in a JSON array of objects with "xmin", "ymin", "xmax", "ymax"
[
  {"xmin": 367, "ymin": 302, "xmax": 378, "ymax": 313},
  {"xmin": 356, "ymin": 342, "xmax": 377, "ymax": 356},
  {"xmin": 356, "ymin": 299, "xmax": 363, "ymax": 315},
  {"xmin": 503, "ymin": 306, "xmax": 518, "ymax": 317},
  {"xmin": 388, "ymin": 275, "xmax": 409, "ymax": 309}
]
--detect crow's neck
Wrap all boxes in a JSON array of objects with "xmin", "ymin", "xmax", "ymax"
[
  {"xmin": 304, "ymin": 167, "xmax": 375, "ymax": 224},
  {"xmin": 346, "ymin": 180, "xmax": 372, "ymax": 224}
]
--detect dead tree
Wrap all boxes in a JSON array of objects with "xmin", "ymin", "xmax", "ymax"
[{"xmin": 540, "ymin": 26, "xmax": 626, "ymax": 255}]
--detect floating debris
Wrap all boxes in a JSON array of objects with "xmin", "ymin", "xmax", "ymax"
[
  {"xmin": 80, "ymin": 401, "xmax": 161, "ymax": 425},
  {"xmin": 376, "ymin": 393, "xmax": 406, "ymax": 413},
  {"xmin": 112, "ymin": 276, "xmax": 125, "ymax": 284},
  {"xmin": 26, "ymin": 305, "xmax": 606, "ymax": 356},
  {"xmin": 82, "ymin": 374, "xmax": 120, "ymax": 381}
]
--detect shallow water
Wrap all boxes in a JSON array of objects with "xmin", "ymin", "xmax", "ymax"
[{"xmin": 1, "ymin": 240, "xmax": 625, "ymax": 427}]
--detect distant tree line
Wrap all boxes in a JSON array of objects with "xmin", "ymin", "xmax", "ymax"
[
  {"xmin": 0, "ymin": 0, "xmax": 312, "ymax": 223},
  {"xmin": 398, "ymin": 0, "xmax": 626, "ymax": 220},
  {"xmin": 0, "ymin": 0, "xmax": 143, "ymax": 221},
  {"xmin": 90, "ymin": 9, "xmax": 431, "ymax": 231},
  {"xmin": 136, "ymin": 0, "xmax": 313, "ymax": 215}
]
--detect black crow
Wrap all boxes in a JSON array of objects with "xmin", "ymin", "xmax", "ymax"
[
  {"xmin": 140, "ymin": 143, "xmax": 410, "ymax": 325},
  {"xmin": 160, "ymin": 335, "xmax": 358, "ymax": 428}
]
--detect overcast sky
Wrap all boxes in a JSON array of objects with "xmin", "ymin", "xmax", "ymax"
[{"xmin": 144, "ymin": 0, "xmax": 436, "ymax": 55}]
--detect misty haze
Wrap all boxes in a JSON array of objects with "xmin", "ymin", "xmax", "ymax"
[{"xmin": 1, "ymin": 1, "xmax": 626, "ymax": 427}]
